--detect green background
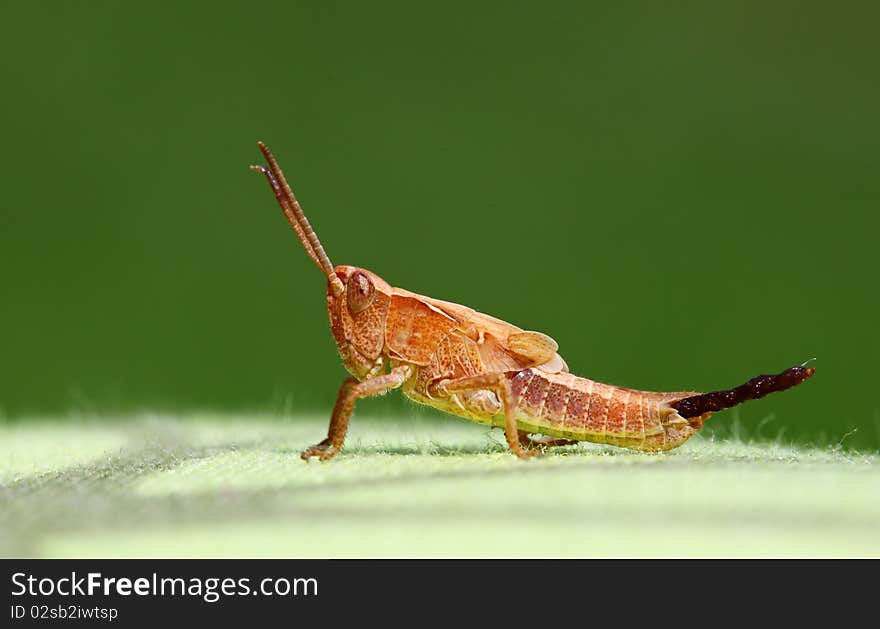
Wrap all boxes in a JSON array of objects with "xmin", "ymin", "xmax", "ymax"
[{"xmin": 1, "ymin": 1, "xmax": 877, "ymax": 449}]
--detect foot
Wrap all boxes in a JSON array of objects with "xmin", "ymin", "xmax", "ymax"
[
  {"xmin": 528, "ymin": 435, "xmax": 579, "ymax": 448},
  {"xmin": 300, "ymin": 439, "xmax": 341, "ymax": 461},
  {"xmin": 518, "ymin": 431, "xmax": 577, "ymax": 451},
  {"xmin": 510, "ymin": 443, "xmax": 542, "ymax": 459}
]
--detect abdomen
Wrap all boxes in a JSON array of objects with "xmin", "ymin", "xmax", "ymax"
[{"xmin": 506, "ymin": 369, "xmax": 704, "ymax": 451}]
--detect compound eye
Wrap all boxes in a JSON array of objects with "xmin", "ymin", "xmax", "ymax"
[{"xmin": 346, "ymin": 271, "xmax": 375, "ymax": 314}]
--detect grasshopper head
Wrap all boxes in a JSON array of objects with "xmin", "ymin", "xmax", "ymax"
[
  {"xmin": 251, "ymin": 142, "xmax": 391, "ymax": 380},
  {"xmin": 326, "ymin": 265, "xmax": 393, "ymax": 380}
]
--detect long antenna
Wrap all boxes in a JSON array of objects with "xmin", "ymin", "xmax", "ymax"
[
  {"xmin": 251, "ymin": 141, "xmax": 344, "ymax": 296},
  {"xmin": 250, "ymin": 164, "xmax": 324, "ymax": 273}
]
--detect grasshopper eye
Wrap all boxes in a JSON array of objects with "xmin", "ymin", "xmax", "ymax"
[{"xmin": 346, "ymin": 271, "xmax": 375, "ymax": 314}]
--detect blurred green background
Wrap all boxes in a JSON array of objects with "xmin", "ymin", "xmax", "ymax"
[{"xmin": 1, "ymin": 1, "xmax": 877, "ymax": 448}]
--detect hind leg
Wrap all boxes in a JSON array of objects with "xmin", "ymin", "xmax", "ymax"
[{"xmin": 518, "ymin": 431, "xmax": 579, "ymax": 450}]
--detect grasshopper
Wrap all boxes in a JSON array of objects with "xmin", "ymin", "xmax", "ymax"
[{"xmin": 251, "ymin": 141, "xmax": 815, "ymax": 460}]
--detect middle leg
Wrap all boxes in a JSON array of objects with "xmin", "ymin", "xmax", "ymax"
[{"xmin": 433, "ymin": 372, "xmax": 536, "ymax": 459}]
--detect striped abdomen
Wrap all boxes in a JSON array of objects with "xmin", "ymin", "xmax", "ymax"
[{"xmin": 508, "ymin": 369, "xmax": 704, "ymax": 452}]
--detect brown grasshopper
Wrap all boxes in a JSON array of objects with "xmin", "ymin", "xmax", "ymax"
[{"xmin": 251, "ymin": 141, "xmax": 815, "ymax": 461}]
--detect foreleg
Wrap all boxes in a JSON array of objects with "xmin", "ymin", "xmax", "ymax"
[{"xmin": 301, "ymin": 364, "xmax": 413, "ymax": 461}]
